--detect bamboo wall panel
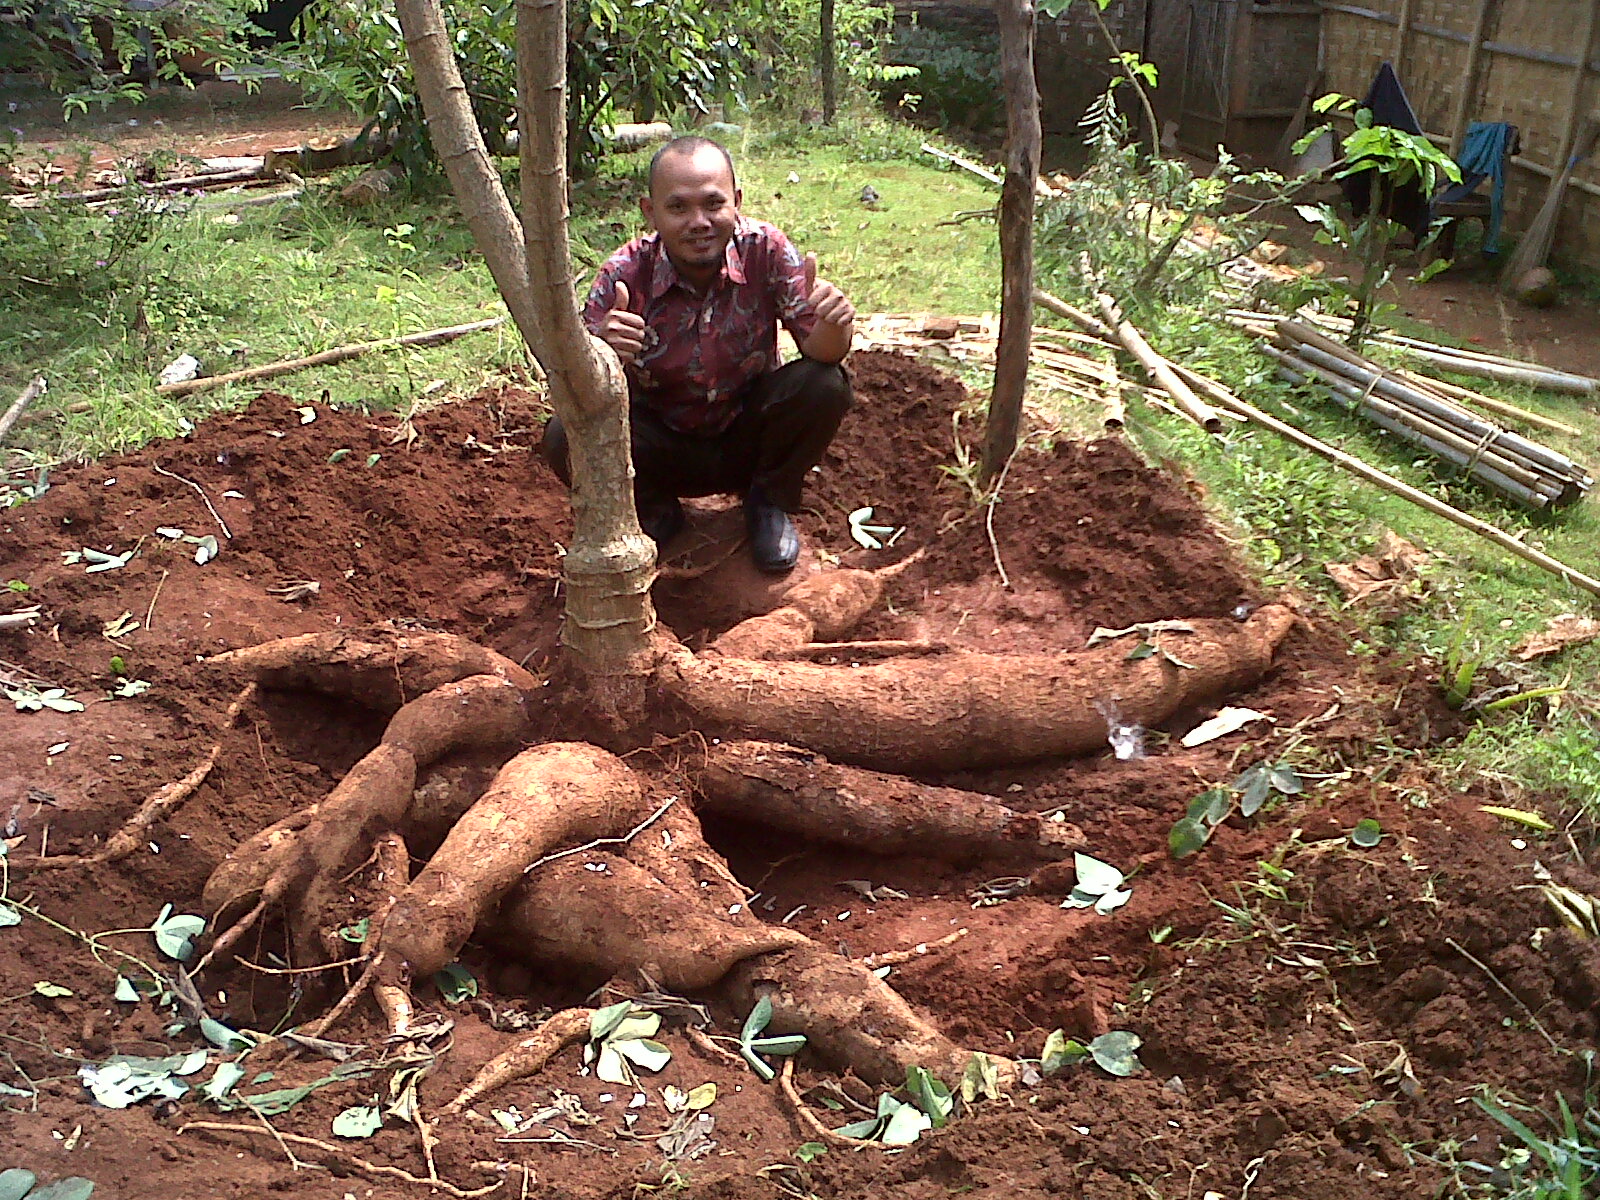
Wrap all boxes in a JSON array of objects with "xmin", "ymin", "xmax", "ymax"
[{"xmin": 1319, "ymin": 0, "xmax": 1600, "ymax": 268}]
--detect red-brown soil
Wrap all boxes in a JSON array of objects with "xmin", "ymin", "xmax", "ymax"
[{"xmin": 3, "ymin": 351, "xmax": 1596, "ymax": 1200}]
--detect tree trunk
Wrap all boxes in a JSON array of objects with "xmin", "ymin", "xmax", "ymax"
[
  {"xmin": 396, "ymin": 0, "xmax": 658, "ymax": 674},
  {"xmin": 516, "ymin": 0, "xmax": 658, "ymax": 672},
  {"xmin": 820, "ymin": 0, "xmax": 837, "ymax": 126},
  {"xmin": 981, "ymin": 0, "xmax": 1040, "ymax": 485}
]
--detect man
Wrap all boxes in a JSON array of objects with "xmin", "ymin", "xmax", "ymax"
[{"xmin": 541, "ymin": 136, "xmax": 856, "ymax": 573}]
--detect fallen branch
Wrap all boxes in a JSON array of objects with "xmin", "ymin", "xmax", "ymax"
[
  {"xmin": 0, "ymin": 376, "xmax": 47, "ymax": 446},
  {"xmin": 5, "ymin": 166, "xmax": 265, "ymax": 208},
  {"xmin": 920, "ymin": 142, "xmax": 1053, "ymax": 198},
  {"xmin": 177, "ymin": 1122, "xmax": 503, "ymax": 1197},
  {"xmin": 156, "ymin": 318, "xmax": 507, "ymax": 397}
]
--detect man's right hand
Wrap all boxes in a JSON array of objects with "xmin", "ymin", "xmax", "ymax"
[{"xmin": 598, "ymin": 280, "xmax": 646, "ymax": 366}]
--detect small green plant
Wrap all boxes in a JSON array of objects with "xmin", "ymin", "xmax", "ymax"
[
  {"xmin": 1472, "ymin": 1090, "xmax": 1600, "ymax": 1200},
  {"xmin": 738, "ymin": 996, "xmax": 807, "ymax": 1081},
  {"xmin": 1292, "ymin": 94, "xmax": 1462, "ymax": 348},
  {"xmin": 1169, "ymin": 761, "xmax": 1303, "ymax": 858}
]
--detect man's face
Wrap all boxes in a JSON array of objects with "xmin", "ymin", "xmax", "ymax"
[{"xmin": 641, "ymin": 146, "xmax": 741, "ymax": 280}]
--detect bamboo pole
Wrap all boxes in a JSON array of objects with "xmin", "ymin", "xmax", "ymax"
[
  {"xmin": 1395, "ymin": 369, "xmax": 1581, "ymax": 438},
  {"xmin": 1267, "ymin": 346, "xmax": 1561, "ymax": 507},
  {"xmin": 1277, "ymin": 321, "xmax": 1588, "ymax": 483},
  {"xmin": 1096, "ymin": 293, "xmax": 1223, "ymax": 432},
  {"xmin": 1554, "ymin": 0, "xmax": 1600, "ymax": 172},
  {"xmin": 1197, "ymin": 378, "xmax": 1600, "ymax": 600},
  {"xmin": 1449, "ymin": 0, "xmax": 1498, "ymax": 159},
  {"xmin": 1392, "ymin": 0, "xmax": 1416, "ymax": 72},
  {"xmin": 155, "ymin": 318, "xmax": 506, "ymax": 397},
  {"xmin": 0, "ymin": 376, "xmax": 47, "ymax": 446}
]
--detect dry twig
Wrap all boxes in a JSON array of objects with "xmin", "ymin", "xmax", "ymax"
[
  {"xmin": 779, "ymin": 1059, "xmax": 881, "ymax": 1149},
  {"xmin": 178, "ymin": 1122, "xmax": 504, "ymax": 1197}
]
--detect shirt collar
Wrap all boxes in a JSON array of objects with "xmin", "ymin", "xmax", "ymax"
[{"xmin": 646, "ymin": 219, "xmax": 749, "ymax": 300}]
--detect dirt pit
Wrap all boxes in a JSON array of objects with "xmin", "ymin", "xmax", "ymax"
[{"xmin": 2, "ymin": 351, "xmax": 1596, "ymax": 1200}]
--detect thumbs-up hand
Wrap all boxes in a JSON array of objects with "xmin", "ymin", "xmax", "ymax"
[
  {"xmin": 599, "ymin": 278, "xmax": 646, "ymax": 365},
  {"xmin": 802, "ymin": 251, "xmax": 855, "ymax": 330}
]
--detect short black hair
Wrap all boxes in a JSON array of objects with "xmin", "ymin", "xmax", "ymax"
[{"xmin": 647, "ymin": 136, "xmax": 737, "ymax": 195}]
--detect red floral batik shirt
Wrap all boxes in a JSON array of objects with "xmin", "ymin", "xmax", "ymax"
[{"xmin": 582, "ymin": 217, "xmax": 819, "ymax": 434}]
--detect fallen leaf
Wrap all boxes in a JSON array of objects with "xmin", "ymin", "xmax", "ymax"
[
  {"xmin": 1180, "ymin": 706, "xmax": 1272, "ymax": 747},
  {"xmin": 1513, "ymin": 614, "xmax": 1600, "ymax": 661}
]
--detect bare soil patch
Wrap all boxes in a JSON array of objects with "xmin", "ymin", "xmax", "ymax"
[{"xmin": 3, "ymin": 351, "xmax": 1595, "ymax": 1200}]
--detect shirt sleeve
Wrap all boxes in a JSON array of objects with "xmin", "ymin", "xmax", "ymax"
[{"xmin": 767, "ymin": 227, "xmax": 819, "ymax": 344}]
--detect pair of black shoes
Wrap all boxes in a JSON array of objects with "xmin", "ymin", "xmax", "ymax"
[{"xmin": 639, "ymin": 485, "xmax": 798, "ymax": 573}]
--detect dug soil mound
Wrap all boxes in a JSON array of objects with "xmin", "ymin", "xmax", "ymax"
[{"xmin": 2, "ymin": 351, "xmax": 1595, "ymax": 1200}]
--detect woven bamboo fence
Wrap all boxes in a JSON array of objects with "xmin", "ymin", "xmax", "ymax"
[{"xmin": 1318, "ymin": 0, "xmax": 1600, "ymax": 268}]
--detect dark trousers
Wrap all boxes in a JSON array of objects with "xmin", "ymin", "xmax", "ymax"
[{"xmin": 541, "ymin": 358, "xmax": 851, "ymax": 513}]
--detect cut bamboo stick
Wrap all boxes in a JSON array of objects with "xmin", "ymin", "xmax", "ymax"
[
  {"xmin": 1395, "ymin": 369, "xmax": 1582, "ymax": 438},
  {"xmin": 1196, "ymin": 380, "xmax": 1600, "ymax": 600},
  {"xmin": 0, "ymin": 376, "xmax": 47, "ymax": 446},
  {"xmin": 155, "ymin": 318, "xmax": 507, "ymax": 397},
  {"xmin": 1095, "ymin": 293, "xmax": 1223, "ymax": 433}
]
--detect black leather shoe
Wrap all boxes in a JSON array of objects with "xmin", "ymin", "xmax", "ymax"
[
  {"xmin": 745, "ymin": 486, "xmax": 800, "ymax": 573},
  {"xmin": 638, "ymin": 497, "xmax": 685, "ymax": 550}
]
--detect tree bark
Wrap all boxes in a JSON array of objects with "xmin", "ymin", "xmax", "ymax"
[
  {"xmin": 981, "ymin": 0, "xmax": 1040, "ymax": 485},
  {"xmin": 820, "ymin": 0, "xmax": 837, "ymax": 126},
  {"xmin": 396, "ymin": 0, "xmax": 657, "ymax": 674},
  {"xmin": 516, "ymin": 0, "xmax": 659, "ymax": 672}
]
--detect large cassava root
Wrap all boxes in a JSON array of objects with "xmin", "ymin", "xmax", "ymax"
[
  {"xmin": 206, "ymin": 629, "xmax": 539, "ymax": 710},
  {"xmin": 696, "ymin": 740, "xmax": 1084, "ymax": 861},
  {"xmin": 664, "ymin": 605, "xmax": 1297, "ymax": 771}
]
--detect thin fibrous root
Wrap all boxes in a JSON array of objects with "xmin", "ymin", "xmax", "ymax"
[
  {"xmin": 194, "ymin": 896, "xmax": 268, "ymax": 975},
  {"xmin": 298, "ymin": 950, "xmax": 384, "ymax": 1041},
  {"xmin": 779, "ymin": 1058, "xmax": 881, "ymax": 1150},
  {"xmin": 445, "ymin": 1007, "xmax": 591, "ymax": 1114},
  {"xmin": 177, "ymin": 1122, "xmax": 504, "ymax": 1198},
  {"xmin": 861, "ymin": 927, "xmax": 969, "ymax": 968},
  {"xmin": 31, "ymin": 682, "xmax": 257, "ymax": 869}
]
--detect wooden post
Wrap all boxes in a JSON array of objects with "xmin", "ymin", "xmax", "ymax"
[
  {"xmin": 1226, "ymin": 0, "xmax": 1257, "ymax": 147},
  {"xmin": 820, "ymin": 0, "xmax": 837, "ymax": 126},
  {"xmin": 1554, "ymin": 0, "xmax": 1600, "ymax": 168},
  {"xmin": 1392, "ymin": 0, "xmax": 1415, "ymax": 73},
  {"xmin": 1448, "ymin": 0, "xmax": 1498, "ymax": 158},
  {"xmin": 981, "ymin": 0, "xmax": 1042, "ymax": 486}
]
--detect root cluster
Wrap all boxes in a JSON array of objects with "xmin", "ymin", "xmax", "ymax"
[{"xmin": 161, "ymin": 566, "xmax": 1293, "ymax": 1102}]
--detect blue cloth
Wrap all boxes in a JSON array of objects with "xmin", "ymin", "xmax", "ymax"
[{"xmin": 1439, "ymin": 121, "xmax": 1514, "ymax": 254}]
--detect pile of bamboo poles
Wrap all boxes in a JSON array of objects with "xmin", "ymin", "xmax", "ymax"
[
  {"xmin": 1227, "ymin": 308, "xmax": 1600, "ymax": 398},
  {"xmin": 1230, "ymin": 316, "xmax": 1591, "ymax": 510},
  {"xmin": 1030, "ymin": 287, "xmax": 1600, "ymax": 599}
]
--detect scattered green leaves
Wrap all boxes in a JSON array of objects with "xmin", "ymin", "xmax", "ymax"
[
  {"xmin": 1039, "ymin": 1029, "xmax": 1144, "ymax": 1078},
  {"xmin": 905, "ymin": 1065, "xmax": 953, "ymax": 1128},
  {"xmin": 32, "ymin": 981, "xmax": 72, "ymax": 998},
  {"xmin": 959, "ymin": 1052, "xmax": 1001, "ymax": 1104},
  {"xmin": 737, "ymin": 996, "xmax": 807, "ymax": 1082},
  {"xmin": 110, "ymin": 678, "xmax": 151, "ymax": 699},
  {"xmin": 1349, "ymin": 818, "xmax": 1383, "ymax": 849},
  {"xmin": 331, "ymin": 1104, "xmax": 383, "ymax": 1139},
  {"xmin": 1059, "ymin": 852, "xmax": 1132, "ymax": 914},
  {"xmin": 338, "ymin": 917, "xmax": 371, "ymax": 944},
  {"xmin": 836, "ymin": 1092, "xmax": 932, "ymax": 1145},
  {"xmin": 6, "ymin": 687, "xmax": 84, "ymax": 714},
  {"xmin": 1171, "ymin": 761, "xmax": 1304, "ymax": 858},
  {"xmin": 795, "ymin": 1141, "xmax": 828, "ymax": 1162},
  {"xmin": 150, "ymin": 905, "xmax": 206, "ymax": 962},
  {"xmin": 433, "ymin": 962, "xmax": 477, "ymax": 1004},
  {"xmin": 78, "ymin": 1049, "xmax": 208, "ymax": 1108},
  {"xmin": 0, "ymin": 905, "xmax": 21, "ymax": 929},
  {"xmin": 0, "ymin": 1176, "xmax": 95, "ymax": 1200},
  {"xmin": 1040, "ymin": 1029, "xmax": 1088, "ymax": 1075},
  {"xmin": 585, "ymin": 1003, "xmax": 674, "ymax": 1086}
]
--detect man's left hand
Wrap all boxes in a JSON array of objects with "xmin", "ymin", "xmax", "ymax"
[{"xmin": 803, "ymin": 252, "xmax": 856, "ymax": 329}]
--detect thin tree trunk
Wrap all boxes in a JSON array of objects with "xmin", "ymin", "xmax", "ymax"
[
  {"xmin": 516, "ymin": 0, "xmax": 658, "ymax": 671},
  {"xmin": 395, "ymin": 0, "xmax": 657, "ymax": 673},
  {"xmin": 820, "ymin": 0, "xmax": 837, "ymax": 125},
  {"xmin": 981, "ymin": 0, "xmax": 1041, "ymax": 485},
  {"xmin": 390, "ymin": 0, "xmax": 540, "ymax": 349}
]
